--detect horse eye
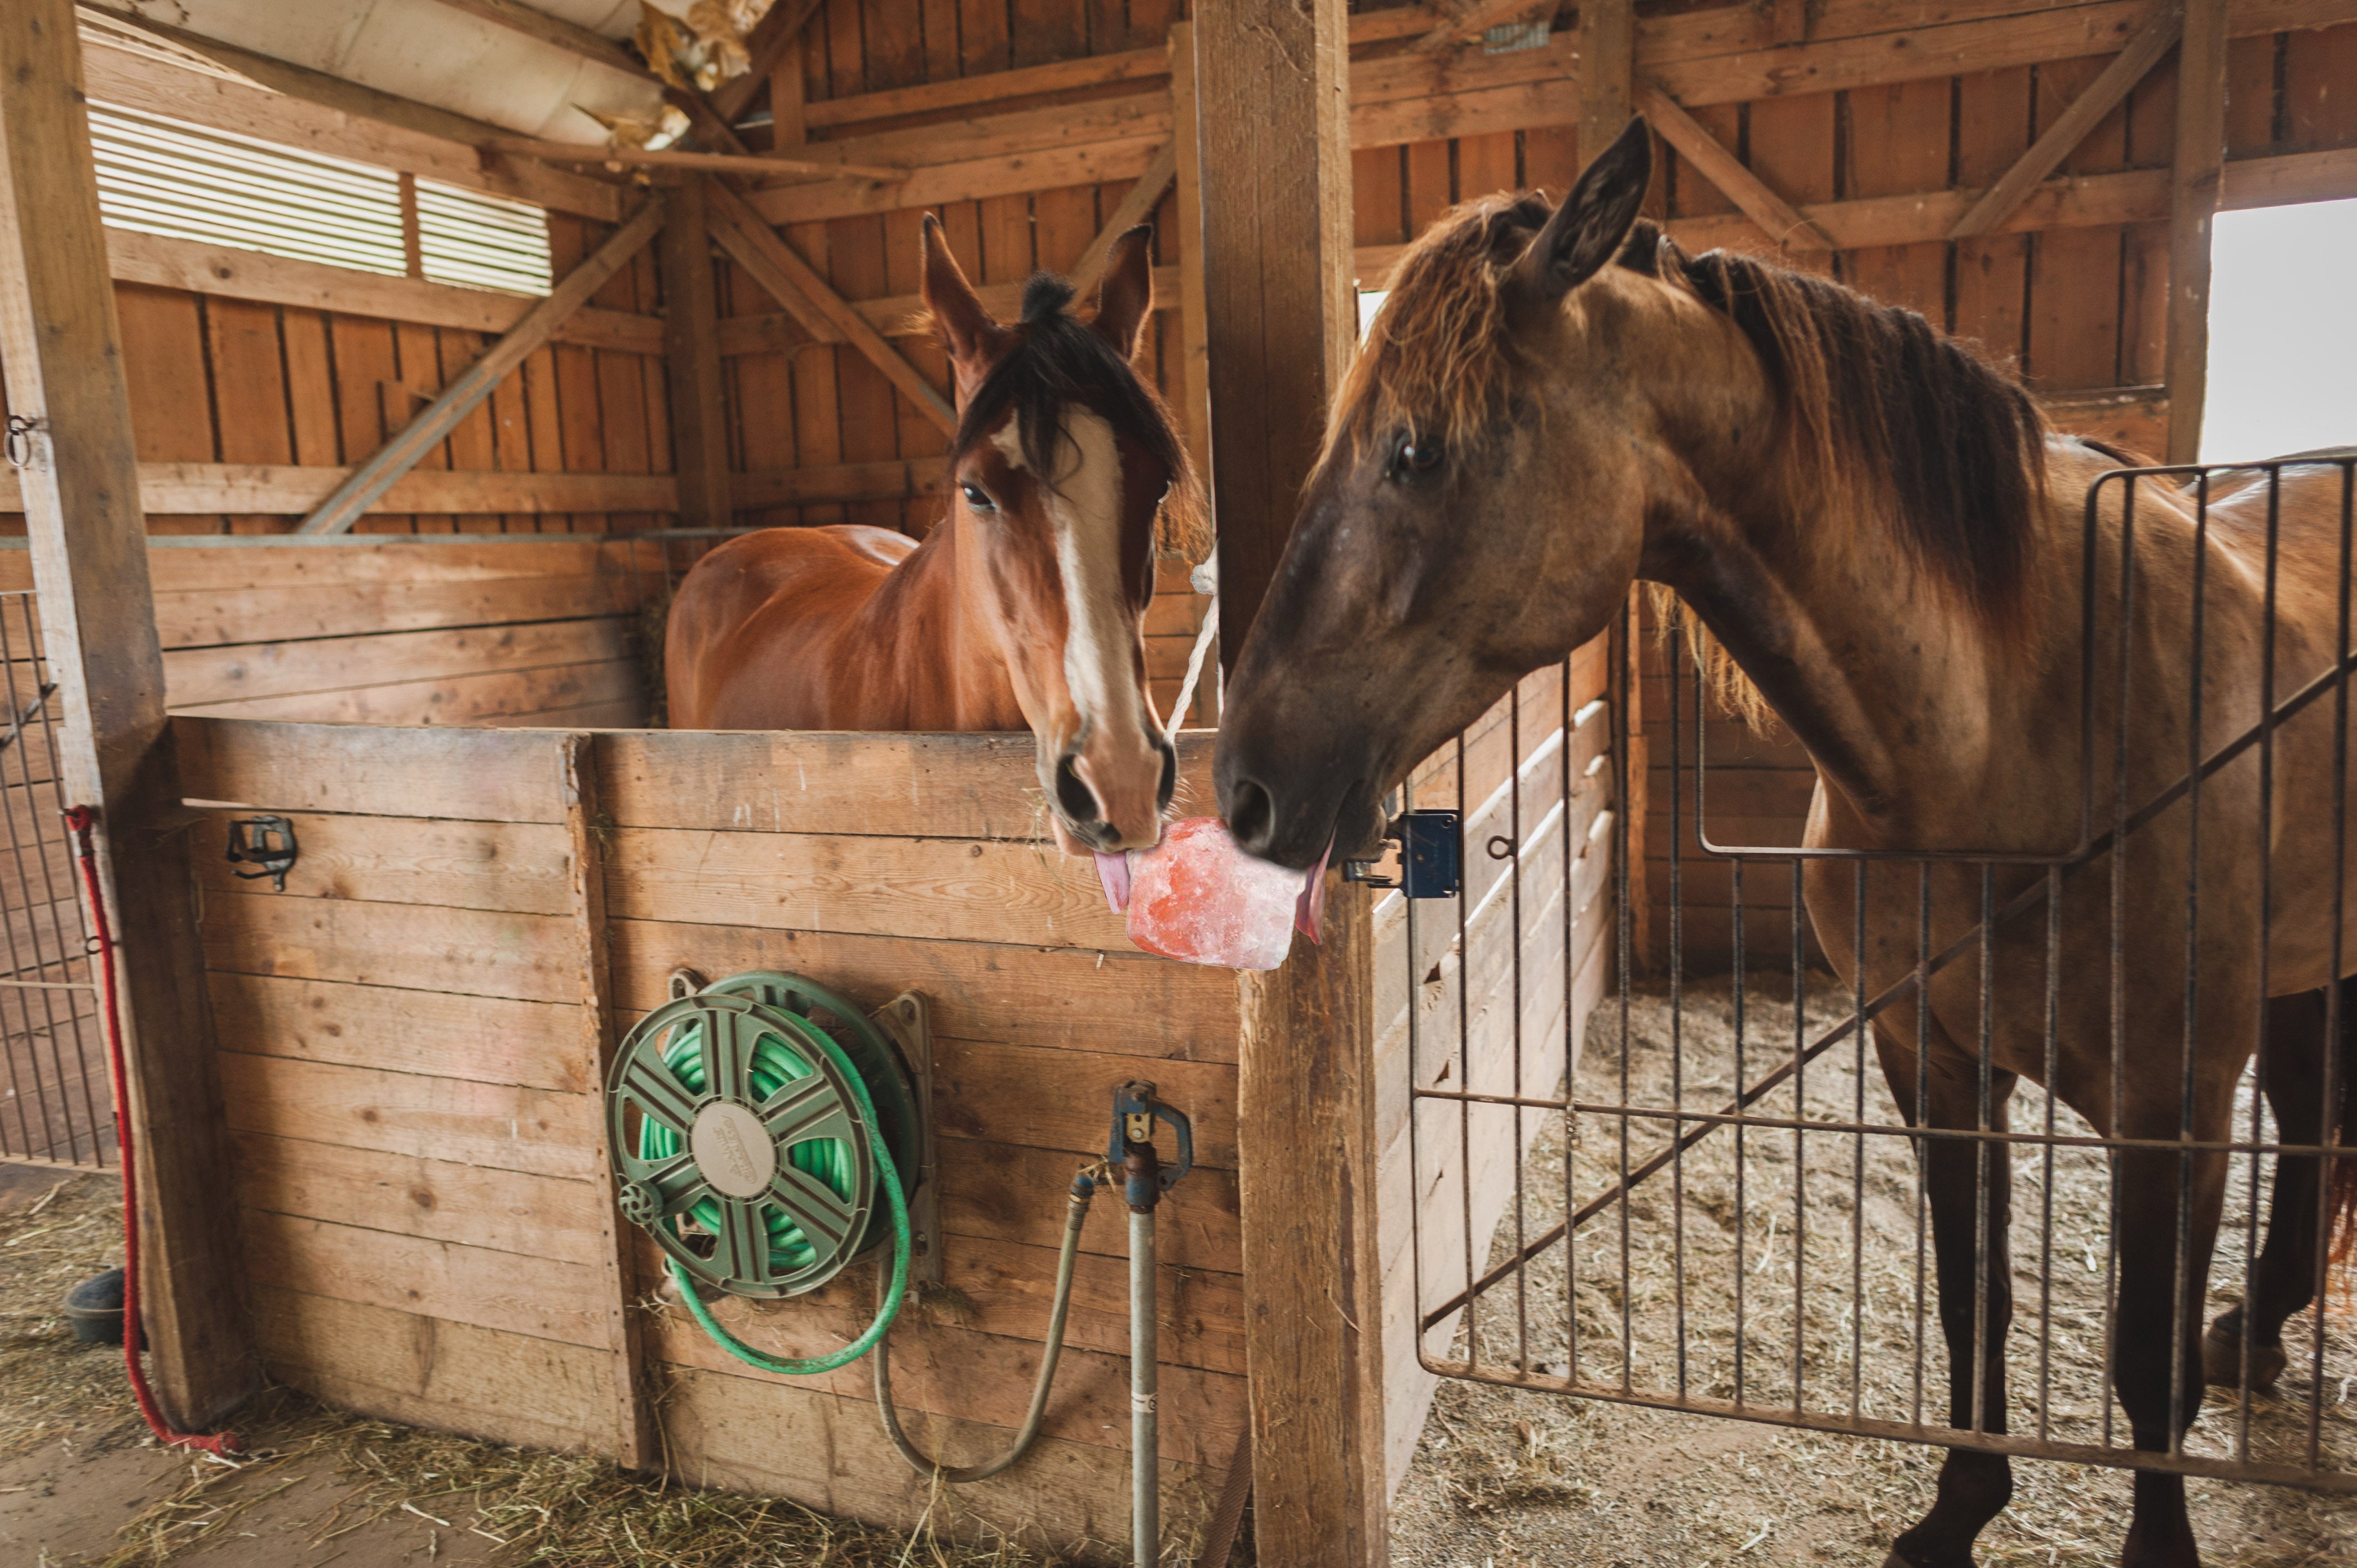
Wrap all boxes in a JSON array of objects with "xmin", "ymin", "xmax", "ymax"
[
  {"xmin": 960, "ymin": 483, "xmax": 996, "ymax": 512},
  {"xmin": 1394, "ymin": 440, "xmax": 1443, "ymax": 479}
]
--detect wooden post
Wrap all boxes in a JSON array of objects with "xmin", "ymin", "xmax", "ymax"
[
  {"xmin": 1580, "ymin": 0, "xmax": 1636, "ymax": 166},
  {"xmin": 0, "ymin": 0, "xmax": 254, "ymax": 1425},
  {"xmin": 661, "ymin": 177, "xmax": 733, "ymax": 531},
  {"xmin": 2165, "ymin": 0, "xmax": 2229, "ymax": 463},
  {"xmin": 1192, "ymin": 0, "xmax": 1386, "ymax": 1562},
  {"xmin": 562, "ymin": 735, "xmax": 652, "ymax": 1469}
]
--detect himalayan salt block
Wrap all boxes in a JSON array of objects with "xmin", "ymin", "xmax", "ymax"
[{"xmin": 1124, "ymin": 817, "xmax": 1301, "ymax": 971}]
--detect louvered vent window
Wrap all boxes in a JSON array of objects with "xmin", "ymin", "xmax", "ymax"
[{"xmin": 88, "ymin": 103, "xmax": 553, "ymax": 297}]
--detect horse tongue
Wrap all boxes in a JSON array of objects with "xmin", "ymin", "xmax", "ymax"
[
  {"xmin": 1294, "ymin": 838, "xmax": 1334, "ymax": 945},
  {"xmin": 1094, "ymin": 851, "xmax": 1134, "ymax": 914}
]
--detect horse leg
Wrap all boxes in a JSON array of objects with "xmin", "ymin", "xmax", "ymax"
[
  {"xmin": 2111, "ymin": 1131, "xmax": 2230, "ymax": 1568},
  {"xmin": 2203, "ymin": 986, "xmax": 2331, "ymax": 1391},
  {"xmin": 1882, "ymin": 1027, "xmax": 2019, "ymax": 1568}
]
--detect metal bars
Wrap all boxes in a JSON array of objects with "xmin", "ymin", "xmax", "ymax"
[
  {"xmin": 1401, "ymin": 458, "xmax": 2357, "ymax": 1492},
  {"xmin": 0, "ymin": 589, "xmax": 107, "ymax": 1167}
]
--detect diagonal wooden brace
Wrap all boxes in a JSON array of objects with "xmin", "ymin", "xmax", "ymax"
[
  {"xmin": 704, "ymin": 179, "xmax": 958, "ymax": 436},
  {"xmin": 1636, "ymin": 81, "xmax": 1834, "ymax": 251},
  {"xmin": 1069, "ymin": 141, "xmax": 1179, "ymax": 293},
  {"xmin": 297, "ymin": 197, "xmax": 665, "ymax": 535}
]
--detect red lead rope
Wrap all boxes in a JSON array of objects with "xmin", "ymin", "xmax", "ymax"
[{"xmin": 62, "ymin": 806, "xmax": 238, "ymax": 1457}]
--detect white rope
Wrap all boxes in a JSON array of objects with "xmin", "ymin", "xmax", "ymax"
[{"xmin": 1165, "ymin": 597, "xmax": 1219, "ymax": 731}]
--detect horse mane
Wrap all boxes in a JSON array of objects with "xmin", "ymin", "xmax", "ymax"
[
  {"xmin": 946, "ymin": 274, "xmax": 1210, "ymax": 561},
  {"xmin": 1331, "ymin": 195, "xmax": 2051, "ymax": 723}
]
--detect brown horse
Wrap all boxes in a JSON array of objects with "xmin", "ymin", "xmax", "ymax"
[
  {"xmin": 665, "ymin": 219, "xmax": 1203, "ymax": 866},
  {"xmin": 1214, "ymin": 119, "xmax": 2357, "ymax": 1567}
]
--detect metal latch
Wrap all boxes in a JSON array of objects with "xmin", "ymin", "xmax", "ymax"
[
  {"xmin": 225, "ymin": 815, "xmax": 299, "ymax": 891},
  {"xmin": 1341, "ymin": 809, "xmax": 1462, "ymax": 899},
  {"xmin": 1109, "ymin": 1081, "xmax": 1193, "ymax": 1198}
]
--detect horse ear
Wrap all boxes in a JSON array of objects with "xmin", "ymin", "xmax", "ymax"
[
  {"xmin": 1512, "ymin": 117, "xmax": 1653, "ymax": 308},
  {"xmin": 1086, "ymin": 225, "xmax": 1154, "ymax": 360},
  {"xmin": 920, "ymin": 214, "xmax": 1001, "ymax": 369}
]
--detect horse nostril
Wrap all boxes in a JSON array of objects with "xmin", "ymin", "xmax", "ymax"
[
  {"xmin": 1054, "ymin": 753, "xmax": 1102, "ymax": 824},
  {"xmin": 1225, "ymin": 777, "xmax": 1275, "ymax": 853},
  {"xmin": 1156, "ymin": 739, "xmax": 1177, "ymax": 811}
]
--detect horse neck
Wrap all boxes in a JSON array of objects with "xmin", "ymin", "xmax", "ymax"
[
  {"xmin": 849, "ymin": 510, "xmax": 1025, "ymax": 729},
  {"xmin": 1656, "ymin": 434, "xmax": 2094, "ymax": 844}
]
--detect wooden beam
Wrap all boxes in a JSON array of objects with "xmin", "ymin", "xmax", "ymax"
[
  {"xmin": 75, "ymin": 11, "xmax": 627, "ymax": 221},
  {"xmin": 426, "ymin": 0, "xmax": 656, "ymax": 80},
  {"xmin": 1068, "ymin": 141, "xmax": 1179, "ymax": 292},
  {"xmin": 0, "ymin": 462, "xmax": 676, "ymax": 515},
  {"xmin": 1636, "ymin": 80, "xmax": 1835, "ymax": 250},
  {"xmin": 1193, "ymin": 0, "xmax": 1387, "ymax": 1562},
  {"xmin": 562, "ymin": 734, "xmax": 652, "ymax": 1468},
  {"xmin": 711, "ymin": 0, "xmax": 830, "ymax": 125},
  {"xmin": 660, "ymin": 179, "xmax": 732, "ymax": 530},
  {"xmin": 703, "ymin": 179, "xmax": 958, "ymax": 436},
  {"xmin": 2166, "ymin": 0, "xmax": 2231, "ymax": 463},
  {"xmin": 299, "ymin": 199, "xmax": 667, "ymax": 534},
  {"xmin": 1413, "ymin": 0, "xmax": 1552, "ymax": 54},
  {"xmin": 0, "ymin": 0, "xmax": 254, "ymax": 1426},
  {"xmin": 1580, "ymin": 0, "xmax": 1636, "ymax": 168},
  {"xmin": 102, "ymin": 227, "xmax": 665, "ymax": 354},
  {"xmin": 1168, "ymin": 24, "xmax": 1214, "ymax": 494},
  {"xmin": 1948, "ymin": 2, "xmax": 2185, "ymax": 238},
  {"xmin": 487, "ymin": 136, "xmax": 908, "ymax": 184},
  {"xmin": 733, "ymin": 457, "xmax": 949, "ymax": 509}
]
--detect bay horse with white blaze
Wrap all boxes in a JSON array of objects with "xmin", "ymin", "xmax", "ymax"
[
  {"xmin": 666, "ymin": 218, "xmax": 1202, "ymax": 878},
  {"xmin": 1215, "ymin": 119, "xmax": 2357, "ymax": 1567}
]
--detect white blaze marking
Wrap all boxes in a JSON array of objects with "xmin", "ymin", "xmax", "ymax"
[{"xmin": 991, "ymin": 409, "xmax": 1151, "ymax": 750}]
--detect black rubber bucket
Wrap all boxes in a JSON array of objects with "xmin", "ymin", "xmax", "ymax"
[{"xmin": 63, "ymin": 1267, "xmax": 128, "ymax": 1346}]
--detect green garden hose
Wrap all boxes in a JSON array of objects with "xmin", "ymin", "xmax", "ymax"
[{"xmin": 646, "ymin": 1005, "xmax": 910, "ymax": 1375}]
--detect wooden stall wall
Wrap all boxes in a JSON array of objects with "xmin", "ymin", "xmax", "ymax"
[
  {"xmin": 0, "ymin": 539, "xmax": 654, "ymax": 728},
  {"xmin": 180, "ymin": 718, "xmax": 1247, "ymax": 1556}
]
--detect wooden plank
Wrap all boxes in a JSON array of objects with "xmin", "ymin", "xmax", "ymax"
[
  {"xmin": 152, "ymin": 570, "xmax": 639, "ymax": 651},
  {"xmin": 1169, "ymin": 24, "xmax": 1214, "ymax": 489},
  {"xmin": 710, "ymin": 265, "xmax": 1179, "ymax": 351},
  {"xmin": 0, "ymin": 0, "xmax": 252, "ymax": 1427},
  {"xmin": 77, "ymin": 24, "xmax": 626, "ymax": 223},
  {"xmin": 2168, "ymin": 0, "xmax": 2231, "ymax": 461},
  {"xmin": 301, "ymin": 200, "xmax": 667, "ymax": 535},
  {"xmin": 0, "ymin": 462, "xmax": 675, "ymax": 517},
  {"xmin": 492, "ymin": 137, "xmax": 911, "ymax": 183},
  {"xmin": 102, "ymin": 229, "xmax": 664, "ymax": 355},
  {"xmin": 1637, "ymin": 81, "xmax": 1834, "ymax": 250},
  {"xmin": 189, "ymin": 810, "xmax": 572, "ymax": 914},
  {"xmin": 235, "ymin": 1131, "xmax": 608, "ymax": 1267},
  {"xmin": 1068, "ymin": 142, "xmax": 1179, "ymax": 290},
  {"xmin": 742, "ymin": 137, "xmax": 1165, "ymax": 225},
  {"xmin": 174, "ymin": 718, "xmax": 572, "ymax": 822},
  {"xmin": 605, "ymin": 917, "xmax": 1242, "ymax": 1064},
  {"xmin": 170, "ymin": 659, "xmax": 640, "ymax": 726},
  {"xmin": 655, "ymin": 1363, "xmax": 1211, "ymax": 1550},
  {"xmin": 253, "ymin": 1287, "xmax": 609, "ymax": 1453},
  {"xmin": 201, "ymin": 890, "xmax": 583, "ymax": 1004},
  {"xmin": 1583, "ymin": 0, "xmax": 1636, "ymax": 167},
  {"xmin": 705, "ymin": 181, "xmax": 958, "ymax": 435},
  {"xmin": 1193, "ymin": 0, "xmax": 1384, "ymax": 1560},
  {"xmin": 596, "ymin": 728, "xmax": 1213, "ymax": 839},
  {"xmin": 646, "ymin": 1302, "xmax": 1245, "ymax": 1465},
  {"xmin": 804, "ymin": 44, "xmax": 1170, "ymax": 128},
  {"xmin": 164, "ymin": 618, "xmax": 629, "ymax": 710},
  {"xmin": 206, "ymin": 972, "xmax": 591, "ymax": 1092},
  {"xmin": 216, "ymin": 1051, "xmax": 601, "ymax": 1179},
  {"xmin": 603, "ymin": 826, "xmax": 1138, "ymax": 951},
  {"xmin": 936, "ymin": 1135, "xmax": 1241, "ymax": 1272},
  {"xmin": 563, "ymin": 735, "xmax": 651, "ymax": 1469},
  {"xmin": 1950, "ymin": 4, "xmax": 2185, "ymax": 237},
  {"xmin": 243, "ymin": 1207, "xmax": 609, "ymax": 1348}
]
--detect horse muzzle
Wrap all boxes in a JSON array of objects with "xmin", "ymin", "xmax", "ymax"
[{"xmin": 1049, "ymin": 735, "xmax": 1176, "ymax": 854}]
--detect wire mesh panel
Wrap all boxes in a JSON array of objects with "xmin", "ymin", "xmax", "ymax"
[
  {"xmin": 0, "ymin": 590, "xmax": 107, "ymax": 1169},
  {"xmin": 1402, "ymin": 458, "xmax": 2357, "ymax": 1494}
]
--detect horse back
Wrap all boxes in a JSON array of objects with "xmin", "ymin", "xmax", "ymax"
[{"xmin": 665, "ymin": 525, "xmax": 913, "ymax": 729}]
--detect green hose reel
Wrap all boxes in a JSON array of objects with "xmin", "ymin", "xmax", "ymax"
[{"xmin": 605, "ymin": 971, "xmax": 931, "ymax": 1301}]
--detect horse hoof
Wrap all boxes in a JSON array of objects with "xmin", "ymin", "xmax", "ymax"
[{"xmin": 2201, "ymin": 1319, "xmax": 2287, "ymax": 1389}]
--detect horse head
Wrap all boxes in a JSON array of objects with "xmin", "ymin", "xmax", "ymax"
[{"xmin": 920, "ymin": 218, "xmax": 1206, "ymax": 858}]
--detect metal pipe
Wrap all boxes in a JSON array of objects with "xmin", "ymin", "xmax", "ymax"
[{"xmin": 1123, "ymin": 1138, "xmax": 1161, "ymax": 1567}]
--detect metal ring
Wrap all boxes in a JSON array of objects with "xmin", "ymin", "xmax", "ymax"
[{"xmin": 1485, "ymin": 834, "xmax": 1515, "ymax": 860}]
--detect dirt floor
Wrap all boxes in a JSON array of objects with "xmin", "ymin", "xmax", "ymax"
[{"xmin": 1388, "ymin": 972, "xmax": 2357, "ymax": 1567}]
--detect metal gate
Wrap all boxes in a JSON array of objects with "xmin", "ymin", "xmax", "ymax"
[
  {"xmin": 0, "ymin": 587, "xmax": 109, "ymax": 1168},
  {"xmin": 1396, "ymin": 456, "xmax": 2357, "ymax": 1492}
]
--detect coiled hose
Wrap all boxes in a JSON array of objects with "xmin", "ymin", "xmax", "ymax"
[{"xmin": 650, "ymin": 999, "xmax": 1091, "ymax": 1477}]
